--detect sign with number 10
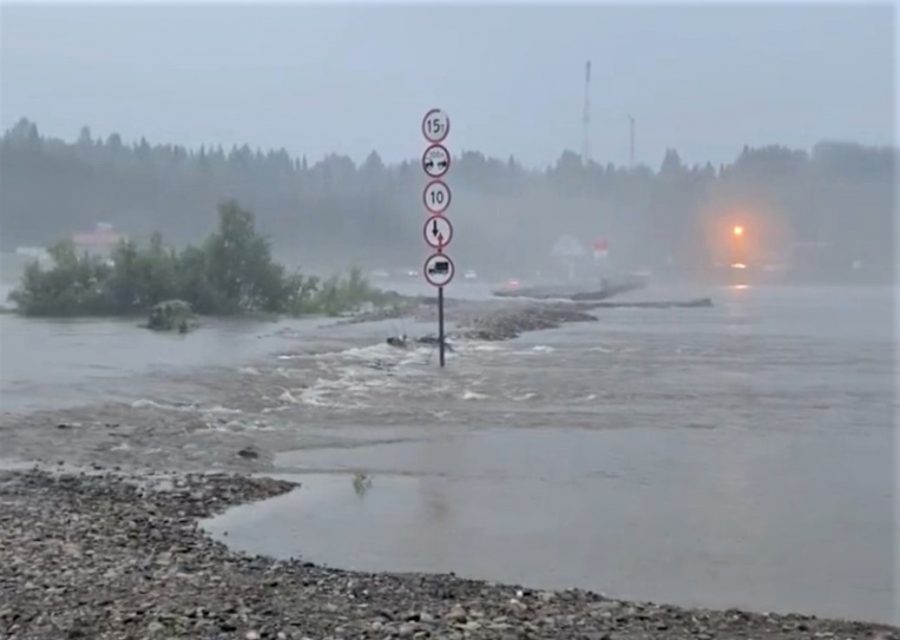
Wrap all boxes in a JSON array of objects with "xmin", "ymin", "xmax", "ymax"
[{"xmin": 423, "ymin": 179, "xmax": 451, "ymax": 214}]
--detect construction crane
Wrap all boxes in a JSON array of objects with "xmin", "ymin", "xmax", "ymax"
[
  {"xmin": 629, "ymin": 115, "xmax": 635, "ymax": 168},
  {"xmin": 582, "ymin": 60, "xmax": 591, "ymax": 164}
]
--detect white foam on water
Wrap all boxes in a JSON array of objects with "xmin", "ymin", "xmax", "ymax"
[
  {"xmin": 239, "ymin": 366, "xmax": 261, "ymax": 376},
  {"xmin": 461, "ymin": 390, "xmax": 489, "ymax": 401},
  {"xmin": 297, "ymin": 367, "xmax": 383, "ymax": 408},
  {"xmin": 532, "ymin": 345, "xmax": 555, "ymax": 353},
  {"xmin": 288, "ymin": 341, "xmax": 439, "ymax": 409},
  {"xmin": 206, "ymin": 418, "xmax": 276, "ymax": 433},
  {"xmin": 511, "ymin": 392, "xmax": 537, "ymax": 401},
  {"xmin": 588, "ymin": 345, "xmax": 614, "ymax": 353},
  {"xmin": 204, "ymin": 405, "xmax": 242, "ymax": 415},
  {"xmin": 336, "ymin": 343, "xmax": 400, "ymax": 361},
  {"xmin": 278, "ymin": 389, "xmax": 301, "ymax": 404},
  {"xmin": 457, "ymin": 342, "xmax": 504, "ymax": 354},
  {"xmin": 130, "ymin": 399, "xmax": 195, "ymax": 412},
  {"xmin": 131, "ymin": 398, "xmax": 244, "ymax": 419}
]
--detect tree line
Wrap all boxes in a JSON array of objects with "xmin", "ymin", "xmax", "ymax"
[{"xmin": 1, "ymin": 118, "xmax": 894, "ymax": 281}]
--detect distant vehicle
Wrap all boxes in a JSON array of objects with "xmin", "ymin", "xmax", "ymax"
[
  {"xmin": 464, "ymin": 269, "xmax": 478, "ymax": 280},
  {"xmin": 407, "ymin": 269, "xmax": 419, "ymax": 277},
  {"xmin": 370, "ymin": 269, "xmax": 390, "ymax": 279}
]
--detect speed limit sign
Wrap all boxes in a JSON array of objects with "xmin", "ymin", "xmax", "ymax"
[
  {"xmin": 423, "ymin": 180, "xmax": 451, "ymax": 214},
  {"xmin": 422, "ymin": 108, "xmax": 450, "ymax": 143}
]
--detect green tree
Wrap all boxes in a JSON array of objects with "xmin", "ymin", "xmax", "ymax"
[
  {"xmin": 203, "ymin": 200, "xmax": 288, "ymax": 313},
  {"xmin": 9, "ymin": 240, "xmax": 112, "ymax": 316}
]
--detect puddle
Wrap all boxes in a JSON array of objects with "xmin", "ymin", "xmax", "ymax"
[{"xmin": 205, "ymin": 426, "xmax": 895, "ymax": 624}]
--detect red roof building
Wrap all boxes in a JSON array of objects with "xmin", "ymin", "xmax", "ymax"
[{"xmin": 72, "ymin": 223, "xmax": 126, "ymax": 254}]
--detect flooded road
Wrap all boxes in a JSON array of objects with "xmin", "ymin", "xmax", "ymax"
[
  {"xmin": 199, "ymin": 285, "xmax": 894, "ymax": 624},
  {"xmin": 1, "ymin": 284, "xmax": 895, "ymax": 623}
]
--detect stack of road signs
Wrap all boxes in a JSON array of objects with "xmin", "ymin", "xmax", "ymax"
[
  {"xmin": 422, "ymin": 108, "xmax": 453, "ymax": 368},
  {"xmin": 421, "ymin": 108, "xmax": 454, "ymax": 287}
]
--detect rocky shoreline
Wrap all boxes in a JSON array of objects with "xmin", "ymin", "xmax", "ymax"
[{"xmin": 2, "ymin": 468, "xmax": 896, "ymax": 640}]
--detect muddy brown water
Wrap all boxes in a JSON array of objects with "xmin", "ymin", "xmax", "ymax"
[
  {"xmin": 205, "ymin": 285, "xmax": 895, "ymax": 625},
  {"xmin": 1, "ymin": 284, "xmax": 896, "ymax": 623}
]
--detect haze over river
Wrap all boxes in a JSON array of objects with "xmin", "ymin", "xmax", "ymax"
[{"xmin": 1, "ymin": 284, "xmax": 896, "ymax": 624}]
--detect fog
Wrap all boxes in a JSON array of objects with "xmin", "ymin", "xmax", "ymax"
[
  {"xmin": 0, "ymin": 3, "xmax": 895, "ymax": 282},
  {"xmin": 1, "ymin": 4, "xmax": 898, "ymax": 628}
]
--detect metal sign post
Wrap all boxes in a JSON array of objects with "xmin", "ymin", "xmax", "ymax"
[{"xmin": 421, "ymin": 108, "xmax": 452, "ymax": 367}]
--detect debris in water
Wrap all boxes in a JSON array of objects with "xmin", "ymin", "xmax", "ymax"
[
  {"xmin": 386, "ymin": 334, "xmax": 408, "ymax": 348},
  {"xmin": 237, "ymin": 447, "xmax": 260, "ymax": 460},
  {"xmin": 352, "ymin": 472, "xmax": 372, "ymax": 496}
]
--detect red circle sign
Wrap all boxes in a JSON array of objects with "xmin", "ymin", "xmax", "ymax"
[
  {"xmin": 422, "ymin": 144, "xmax": 451, "ymax": 178},
  {"xmin": 421, "ymin": 108, "xmax": 450, "ymax": 143},
  {"xmin": 423, "ymin": 215, "xmax": 453, "ymax": 249},
  {"xmin": 423, "ymin": 252, "xmax": 455, "ymax": 287},
  {"xmin": 422, "ymin": 179, "xmax": 452, "ymax": 214}
]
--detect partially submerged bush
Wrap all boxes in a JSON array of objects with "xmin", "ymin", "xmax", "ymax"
[{"xmin": 147, "ymin": 299, "xmax": 197, "ymax": 332}]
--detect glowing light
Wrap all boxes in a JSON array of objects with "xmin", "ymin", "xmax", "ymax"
[
  {"xmin": 733, "ymin": 225, "xmax": 745, "ymax": 237},
  {"xmin": 730, "ymin": 263, "xmax": 747, "ymax": 270},
  {"xmin": 732, "ymin": 284, "xmax": 749, "ymax": 290}
]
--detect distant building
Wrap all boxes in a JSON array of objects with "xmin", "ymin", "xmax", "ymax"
[
  {"xmin": 550, "ymin": 235, "xmax": 587, "ymax": 281},
  {"xmin": 14, "ymin": 246, "xmax": 52, "ymax": 265},
  {"xmin": 72, "ymin": 222, "xmax": 126, "ymax": 256}
]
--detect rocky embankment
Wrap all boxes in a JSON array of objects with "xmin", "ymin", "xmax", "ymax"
[
  {"xmin": 2, "ymin": 469, "xmax": 896, "ymax": 640},
  {"xmin": 457, "ymin": 304, "xmax": 597, "ymax": 341}
]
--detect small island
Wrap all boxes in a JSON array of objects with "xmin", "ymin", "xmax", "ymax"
[{"xmin": 7, "ymin": 200, "xmax": 403, "ymax": 327}]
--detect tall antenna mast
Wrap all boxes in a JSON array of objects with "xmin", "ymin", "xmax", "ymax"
[
  {"xmin": 582, "ymin": 60, "xmax": 591, "ymax": 164},
  {"xmin": 629, "ymin": 115, "xmax": 635, "ymax": 168}
]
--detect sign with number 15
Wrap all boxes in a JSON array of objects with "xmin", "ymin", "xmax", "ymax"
[{"xmin": 422, "ymin": 108, "xmax": 450, "ymax": 143}]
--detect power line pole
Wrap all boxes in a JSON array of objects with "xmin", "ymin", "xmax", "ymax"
[
  {"xmin": 629, "ymin": 115, "xmax": 635, "ymax": 168},
  {"xmin": 582, "ymin": 60, "xmax": 591, "ymax": 164}
]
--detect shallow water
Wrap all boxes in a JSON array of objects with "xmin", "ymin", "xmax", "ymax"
[
  {"xmin": 0, "ymin": 314, "xmax": 329, "ymax": 412},
  {"xmin": 1, "ymin": 283, "xmax": 896, "ymax": 622},
  {"xmin": 208, "ymin": 422, "xmax": 893, "ymax": 622},
  {"xmin": 202, "ymin": 285, "xmax": 897, "ymax": 624}
]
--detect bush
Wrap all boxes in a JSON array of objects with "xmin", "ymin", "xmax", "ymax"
[
  {"xmin": 9, "ymin": 201, "xmax": 386, "ymax": 318},
  {"xmin": 8, "ymin": 241, "xmax": 114, "ymax": 316}
]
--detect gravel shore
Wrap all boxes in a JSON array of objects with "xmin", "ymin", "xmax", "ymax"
[{"xmin": 2, "ymin": 468, "xmax": 896, "ymax": 640}]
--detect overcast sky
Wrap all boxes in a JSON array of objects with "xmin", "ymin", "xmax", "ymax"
[{"xmin": 0, "ymin": 3, "xmax": 894, "ymax": 168}]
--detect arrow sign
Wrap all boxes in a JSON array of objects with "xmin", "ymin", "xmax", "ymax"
[
  {"xmin": 423, "ymin": 180, "xmax": 451, "ymax": 214},
  {"xmin": 422, "ymin": 144, "xmax": 451, "ymax": 178},
  {"xmin": 423, "ymin": 215, "xmax": 453, "ymax": 249},
  {"xmin": 424, "ymin": 252, "xmax": 455, "ymax": 287},
  {"xmin": 422, "ymin": 108, "xmax": 450, "ymax": 143}
]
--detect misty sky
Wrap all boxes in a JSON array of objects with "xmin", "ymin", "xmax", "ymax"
[{"xmin": 0, "ymin": 3, "xmax": 894, "ymax": 168}]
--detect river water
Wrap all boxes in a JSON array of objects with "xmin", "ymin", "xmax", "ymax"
[{"xmin": 1, "ymin": 284, "xmax": 896, "ymax": 623}]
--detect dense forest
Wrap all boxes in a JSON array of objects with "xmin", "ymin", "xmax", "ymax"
[{"xmin": 1, "ymin": 118, "xmax": 894, "ymax": 281}]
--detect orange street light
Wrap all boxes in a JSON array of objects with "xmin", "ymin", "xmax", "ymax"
[{"xmin": 733, "ymin": 225, "xmax": 745, "ymax": 238}]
